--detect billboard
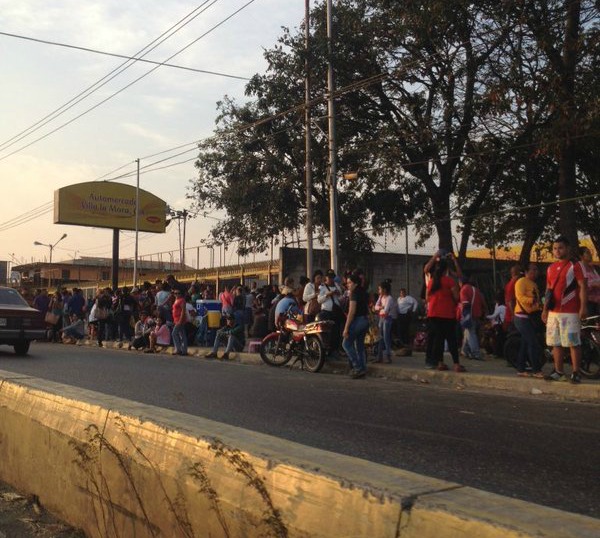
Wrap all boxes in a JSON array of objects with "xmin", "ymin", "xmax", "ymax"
[{"xmin": 54, "ymin": 182, "xmax": 167, "ymax": 233}]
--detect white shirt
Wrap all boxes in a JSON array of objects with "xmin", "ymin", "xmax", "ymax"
[
  {"xmin": 397, "ymin": 295, "xmax": 419, "ymax": 315},
  {"xmin": 318, "ymin": 282, "xmax": 342, "ymax": 311},
  {"xmin": 487, "ymin": 304, "xmax": 506, "ymax": 325}
]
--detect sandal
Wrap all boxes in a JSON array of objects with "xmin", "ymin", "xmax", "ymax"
[
  {"xmin": 531, "ymin": 371, "xmax": 545, "ymax": 379},
  {"xmin": 517, "ymin": 371, "xmax": 531, "ymax": 377}
]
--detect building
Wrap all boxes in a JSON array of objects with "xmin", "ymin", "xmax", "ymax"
[{"xmin": 12, "ymin": 257, "xmax": 194, "ymax": 290}]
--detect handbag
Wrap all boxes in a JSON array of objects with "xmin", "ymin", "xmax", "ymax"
[
  {"xmin": 307, "ymin": 297, "xmax": 320, "ymax": 317},
  {"xmin": 44, "ymin": 311, "xmax": 60, "ymax": 325}
]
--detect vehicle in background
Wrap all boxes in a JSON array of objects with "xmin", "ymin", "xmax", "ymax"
[{"xmin": 0, "ymin": 287, "xmax": 46, "ymax": 355}]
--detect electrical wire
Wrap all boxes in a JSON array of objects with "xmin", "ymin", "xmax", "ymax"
[
  {"xmin": 2, "ymin": 3, "xmax": 598, "ymax": 242},
  {"xmin": 0, "ymin": 0, "xmax": 257, "ymax": 161},
  {"xmin": 0, "ymin": 30, "xmax": 250, "ymax": 81},
  {"xmin": 0, "ymin": 0, "xmax": 221, "ymax": 155}
]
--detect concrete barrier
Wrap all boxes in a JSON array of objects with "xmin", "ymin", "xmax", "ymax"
[{"xmin": 0, "ymin": 371, "xmax": 597, "ymax": 537}]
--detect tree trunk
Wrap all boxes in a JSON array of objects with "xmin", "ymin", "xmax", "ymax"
[{"xmin": 557, "ymin": 0, "xmax": 581, "ymax": 248}]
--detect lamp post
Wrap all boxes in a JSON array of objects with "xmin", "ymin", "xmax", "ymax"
[
  {"xmin": 34, "ymin": 233, "xmax": 67, "ymax": 288},
  {"xmin": 33, "ymin": 233, "xmax": 67, "ymax": 264}
]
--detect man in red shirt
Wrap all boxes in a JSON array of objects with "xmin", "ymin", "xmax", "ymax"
[
  {"xmin": 504, "ymin": 264, "xmax": 522, "ymax": 329},
  {"xmin": 171, "ymin": 289, "xmax": 188, "ymax": 356},
  {"xmin": 542, "ymin": 236, "xmax": 587, "ymax": 383}
]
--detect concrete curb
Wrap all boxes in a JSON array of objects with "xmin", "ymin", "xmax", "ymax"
[
  {"xmin": 75, "ymin": 339, "xmax": 600, "ymax": 403},
  {"xmin": 0, "ymin": 371, "xmax": 597, "ymax": 537}
]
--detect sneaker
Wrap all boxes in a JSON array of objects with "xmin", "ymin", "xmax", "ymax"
[
  {"xmin": 350, "ymin": 369, "xmax": 366, "ymax": 379},
  {"xmin": 453, "ymin": 364, "xmax": 467, "ymax": 373},
  {"xmin": 204, "ymin": 352, "xmax": 217, "ymax": 359},
  {"xmin": 570, "ymin": 372, "xmax": 582, "ymax": 384},
  {"xmin": 437, "ymin": 363, "xmax": 449, "ymax": 371},
  {"xmin": 545, "ymin": 370, "xmax": 567, "ymax": 382}
]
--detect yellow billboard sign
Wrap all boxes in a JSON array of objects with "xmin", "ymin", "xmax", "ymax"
[{"xmin": 54, "ymin": 181, "xmax": 167, "ymax": 233}]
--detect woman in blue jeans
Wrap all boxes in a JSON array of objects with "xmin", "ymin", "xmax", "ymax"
[
  {"xmin": 342, "ymin": 273, "xmax": 370, "ymax": 379},
  {"xmin": 374, "ymin": 280, "xmax": 396, "ymax": 363}
]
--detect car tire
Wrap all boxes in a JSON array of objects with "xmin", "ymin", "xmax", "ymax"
[{"xmin": 14, "ymin": 341, "xmax": 30, "ymax": 356}]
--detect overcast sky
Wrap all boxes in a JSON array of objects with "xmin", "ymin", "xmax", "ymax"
[{"xmin": 0, "ymin": 0, "xmax": 305, "ymax": 269}]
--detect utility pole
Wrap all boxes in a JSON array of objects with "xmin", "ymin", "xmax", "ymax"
[
  {"xmin": 326, "ymin": 0, "xmax": 339, "ymax": 273},
  {"xmin": 305, "ymin": 0, "xmax": 314, "ymax": 278},
  {"xmin": 133, "ymin": 158, "xmax": 140, "ymax": 287}
]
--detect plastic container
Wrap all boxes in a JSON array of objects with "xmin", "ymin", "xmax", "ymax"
[
  {"xmin": 207, "ymin": 311, "xmax": 221, "ymax": 329},
  {"xmin": 196, "ymin": 299, "xmax": 221, "ymax": 316}
]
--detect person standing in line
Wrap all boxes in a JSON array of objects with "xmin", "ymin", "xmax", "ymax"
[
  {"xmin": 303, "ymin": 270, "xmax": 323, "ymax": 323},
  {"xmin": 423, "ymin": 250, "xmax": 462, "ymax": 369},
  {"xmin": 318, "ymin": 270, "xmax": 344, "ymax": 354},
  {"xmin": 373, "ymin": 280, "xmax": 396, "ymax": 363},
  {"xmin": 543, "ymin": 236, "xmax": 587, "ymax": 384},
  {"xmin": 459, "ymin": 275, "xmax": 486, "ymax": 361},
  {"xmin": 513, "ymin": 263, "xmax": 545, "ymax": 378},
  {"xmin": 426, "ymin": 257, "xmax": 465, "ymax": 372},
  {"xmin": 342, "ymin": 273, "xmax": 370, "ymax": 379},
  {"xmin": 486, "ymin": 290, "xmax": 507, "ymax": 357},
  {"xmin": 396, "ymin": 288, "xmax": 418, "ymax": 347},
  {"xmin": 504, "ymin": 264, "xmax": 522, "ymax": 330},
  {"xmin": 578, "ymin": 246, "xmax": 600, "ymax": 317},
  {"xmin": 220, "ymin": 285, "xmax": 234, "ymax": 316},
  {"xmin": 171, "ymin": 289, "xmax": 188, "ymax": 356}
]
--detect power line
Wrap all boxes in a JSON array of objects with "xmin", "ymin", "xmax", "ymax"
[
  {"xmin": 0, "ymin": 0, "xmax": 221, "ymax": 155},
  {"xmin": 0, "ymin": 31, "xmax": 250, "ymax": 81},
  {"xmin": 0, "ymin": 0, "xmax": 258, "ymax": 161},
  {"xmin": 2, "ymin": 6, "xmax": 598, "ymax": 238}
]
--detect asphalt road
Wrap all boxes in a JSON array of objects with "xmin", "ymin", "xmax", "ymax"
[{"xmin": 1, "ymin": 342, "xmax": 599, "ymax": 519}]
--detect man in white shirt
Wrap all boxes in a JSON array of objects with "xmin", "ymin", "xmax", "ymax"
[
  {"xmin": 318, "ymin": 269, "xmax": 344, "ymax": 354},
  {"xmin": 396, "ymin": 288, "xmax": 419, "ymax": 347}
]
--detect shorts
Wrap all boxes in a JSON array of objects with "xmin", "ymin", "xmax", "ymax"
[{"xmin": 546, "ymin": 312, "xmax": 581, "ymax": 347}]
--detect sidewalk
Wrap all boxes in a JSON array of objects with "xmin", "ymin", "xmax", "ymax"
[{"xmin": 83, "ymin": 340, "xmax": 600, "ymax": 403}]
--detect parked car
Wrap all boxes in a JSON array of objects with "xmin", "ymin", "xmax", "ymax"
[{"xmin": 0, "ymin": 287, "xmax": 46, "ymax": 355}]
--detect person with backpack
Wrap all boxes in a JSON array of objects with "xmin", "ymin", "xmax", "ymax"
[{"xmin": 459, "ymin": 274, "xmax": 487, "ymax": 361}]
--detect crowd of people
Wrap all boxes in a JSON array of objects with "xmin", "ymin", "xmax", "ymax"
[{"xmin": 25, "ymin": 237, "xmax": 599, "ymax": 383}]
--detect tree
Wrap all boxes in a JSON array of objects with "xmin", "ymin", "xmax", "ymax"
[{"xmin": 188, "ymin": 0, "xmax": 599, "ymax": 258}]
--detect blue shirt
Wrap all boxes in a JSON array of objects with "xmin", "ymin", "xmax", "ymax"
[{"xmin": 275, "ymin": 296, "xmax": 301, "ymax": 319}]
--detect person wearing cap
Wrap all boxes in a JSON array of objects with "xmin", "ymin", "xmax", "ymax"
[
  {"xmin": 205, "ymin": 313, "xmax": 245, "ymax": 360},
  {"xmin": 318, "ymin": 269, "xmax": 344, "ymax": 353},
  {"xmin": 275, "ymin": 285, "xmax": 302, "ymax": 324}
]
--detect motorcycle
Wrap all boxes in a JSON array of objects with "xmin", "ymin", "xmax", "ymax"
[
  {"xmin": 259, "ymin": 311, "xmax": 334, "ymax": 373},
  {"xmin": 504, "ymin": 315, "xmax": 600, "ymax": 379},
  {"xmin": 580, "ymin": 315, "xmax": 600, "ymax": 378},
  {"xmin": 503, "ymin": 317, "xmax": 551, "ymax": 372}
]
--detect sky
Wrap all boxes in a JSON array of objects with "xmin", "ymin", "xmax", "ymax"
[{"xmin": 0, "ymin": 0, "xmax": 305, "ymax": 270}]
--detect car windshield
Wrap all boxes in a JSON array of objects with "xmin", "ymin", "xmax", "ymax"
[{"xmin": 0, "ymin": 289, "xmax": 29, "ymax": 306}]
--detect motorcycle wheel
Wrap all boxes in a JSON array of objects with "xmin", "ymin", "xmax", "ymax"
[
  {"xmin": 503, "ymin": 335, "xmax": 520, "ymax": 368},
  {"xmin": 303, "ymin": 335, "xmax": 325, "ymax": 373},
  {"xmin": 259, "ymin": 333, "xmax": 292, "ymax": 367},
  {"xmin": 580, "ymin": 338, "xmax": 600, "ymax": 379}
]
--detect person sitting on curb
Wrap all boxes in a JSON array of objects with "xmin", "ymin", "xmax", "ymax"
[
  {"xmin": 204, "ymin": 313, "xmax": 246, "ymax": 360},
  {"xmin": 60, "ymin": 313, "xmax": 86, "ymax": 344},
  {"xmin": 130, "ymin": 312, "xmax": 154, "ymax": 351},
  {"xmin": 144, "ymin": 315, "xmax": 171, "ymax": 353}
]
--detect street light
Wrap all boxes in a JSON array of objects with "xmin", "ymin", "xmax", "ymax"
[{"xmin": 33, "ymin": 233, "xmax": 67, "ymax": 264}]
